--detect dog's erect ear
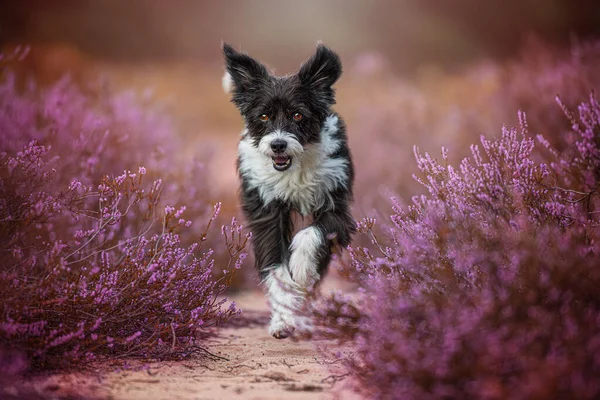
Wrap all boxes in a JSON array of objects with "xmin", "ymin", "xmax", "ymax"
[
  {"xmin": 223, "ymin": 43, "xmax": 269, "ymax": 92},
  {"xmin": 298, "ymin": 44, "xmax": 342, "ymax": 92}
]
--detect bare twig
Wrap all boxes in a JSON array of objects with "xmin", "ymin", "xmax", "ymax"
[{"xmin": 321, "ymin": 373, "xmax": 350, "ymax": 384}]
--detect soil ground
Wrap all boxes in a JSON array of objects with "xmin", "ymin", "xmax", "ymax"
[{"xmin": 5, "ymin": 280, "xmax": 361, "ymax": 400}]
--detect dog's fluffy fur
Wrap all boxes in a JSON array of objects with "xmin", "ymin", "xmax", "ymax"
[{"xmin": 223, "ymin": 43, "xmax": 355, "ymax": 338}]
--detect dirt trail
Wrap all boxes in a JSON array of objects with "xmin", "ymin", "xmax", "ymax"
[{"xmin": 14, "ymin": 281, "xmax": 360, "ymax": 400}]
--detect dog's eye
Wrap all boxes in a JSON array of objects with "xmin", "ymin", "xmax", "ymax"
[
  {"xmin": 292, "ymin": 113, "xmax": 303, "ymax": 121},
  {"xmin": 259, "ymin": 114, "xmax": 269, "ymax": 121}
]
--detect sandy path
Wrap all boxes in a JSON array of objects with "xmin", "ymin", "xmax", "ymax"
[{"xmin": 12, "ymin": 280, "xmax": 360, "ymax": 400}]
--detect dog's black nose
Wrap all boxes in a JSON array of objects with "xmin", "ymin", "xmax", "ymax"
[{"xmin": 270, "ymin": 140, "xmax": 287, "ymax": 153}]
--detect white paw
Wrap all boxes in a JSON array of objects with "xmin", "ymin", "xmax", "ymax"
[{"xmin": 268, "ymin": 317, "xmax": 295, "ymax": 339}]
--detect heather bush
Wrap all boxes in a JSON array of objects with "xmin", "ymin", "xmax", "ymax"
[
  {"xmin": 494, "ymin": 39, "xmax": 600, "ymax": 149},
  {"xmin": 0, "ymin": 64, "xmax": 225, "ymax": 254},
  {"xmin": 309, "ymin": 92, "xmax": 600, "ymax": 399},
  {"xmin": 0, "ymin": 59, "xmax": 248, "ymax": 369},
  {"xmin": 346, "ymin": 39, "xmax": 600, "ymax": 210}
]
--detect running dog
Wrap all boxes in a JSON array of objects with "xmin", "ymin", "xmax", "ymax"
[{"xmin": 222, "ymin": 43, "xmax": 355, "ymax": 338}]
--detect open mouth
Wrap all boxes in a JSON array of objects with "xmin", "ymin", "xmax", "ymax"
[{"xmin": 272, "ymin": 156, "xmax": 292, "ymax": 171}]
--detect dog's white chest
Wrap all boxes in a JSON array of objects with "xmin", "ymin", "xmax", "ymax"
[
  {"xmin": 237, "ymin": 115, "xmax": 348, "ymax": 215},
  {"xmin": 238, "ymin": 141, "xmax": 347, "ymax": 214}
]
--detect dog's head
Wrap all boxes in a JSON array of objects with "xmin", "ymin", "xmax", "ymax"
[{"xmin": 223, "ymin": 43, "xmax": 341, "ymax": 172}]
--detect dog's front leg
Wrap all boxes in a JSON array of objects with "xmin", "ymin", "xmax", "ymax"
[
  {"xmin": 263, "ymin": 262, "xmax": 305, "ymax": 339},
  {"xmin": 243, "ymin": 196, "xmax": 301, "ymax": 338},
  {"xmin": 285, "ymin": 206, "xmax": 354, "ymax": 335},
  {"xmin": 288, "ymin": 225, "xmax": 327, "ymax": 289},
  {"xmin": 289, "ymin": 200, "xmax": 355, "ymax": 287}
]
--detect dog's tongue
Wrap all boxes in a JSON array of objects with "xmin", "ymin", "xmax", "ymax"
[{"xmin": 274, "ymin": 156, "xmax": 288, "ymax": 164}]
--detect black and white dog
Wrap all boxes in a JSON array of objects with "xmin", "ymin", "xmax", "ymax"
[{"xmin": 222, "ymin": 43, "xmax": 355, "ymax": 339}]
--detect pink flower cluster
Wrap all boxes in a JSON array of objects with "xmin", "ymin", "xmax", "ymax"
[
  {"xmin": 310, "ymin": 89, "xmax": 600, "ymax": 398},
  {"xmin": 0, "ymin": 63, "xmax": 248, "ymax": 370}
]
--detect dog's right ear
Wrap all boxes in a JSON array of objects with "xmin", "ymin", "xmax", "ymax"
[{"xmin": 222, "ymin": 43, "xmax": 269, "ymax": 93}]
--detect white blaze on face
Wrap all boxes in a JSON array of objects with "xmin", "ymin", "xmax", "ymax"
[{"xmin": 257, "ymin": 130, "xmax": 304, "ymax": 158}]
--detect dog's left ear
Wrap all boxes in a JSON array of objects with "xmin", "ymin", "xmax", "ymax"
[{"xmin": 298, "ymin": 44, "xmax": 342, "ymax": 94}]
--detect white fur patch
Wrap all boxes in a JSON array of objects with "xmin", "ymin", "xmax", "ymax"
[
  {"xmin": 257, "ymin": 130, "xmax": 304, "ymax": 158},
  {"xmin": 262, "ymin": 265, "xmax": 303, "ymax": 336},
  {"xmin": 320, "ymin": 115, "xmax": 341, "ymax": 154},
  {"xmin": 289, "ymin": 226, "xmax": 322, "ymax": 287},
  {"xmin": 237, "ymin": 115, "xmax": 348, "ymax": 215},
  {"xmin": 222, "ymin": 71, "xmax": 233, "ymax": 93}
]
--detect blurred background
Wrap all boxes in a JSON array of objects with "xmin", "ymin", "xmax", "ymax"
[
  {"xmin": 3, "ymin": 2, "xmax": 600, "ymax": 385},
  {"xmin": 2, "ymin": 0, "xmax": 600, "ymax": 217},
  {"xmin": 2, "ymin": 0, "xmax": 600, "ymax": 72}
]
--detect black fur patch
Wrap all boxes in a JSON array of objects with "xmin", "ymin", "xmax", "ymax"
[{"xmin": 224, "ymin": 43, "xmax": 355, "ymax": 282}]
